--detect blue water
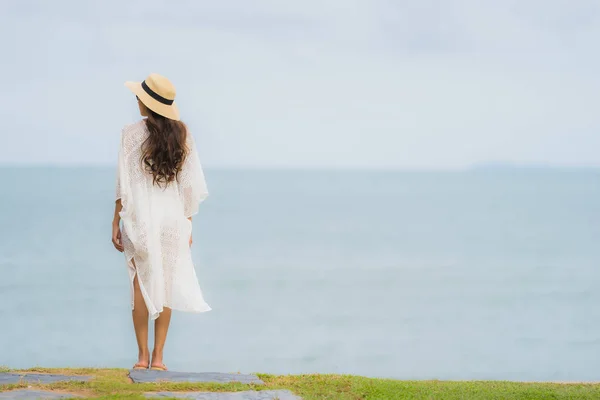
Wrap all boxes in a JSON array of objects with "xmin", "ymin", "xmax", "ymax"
[{"xmin": 0, "ymin": 168, "xmax": 599, "ymax": 381}]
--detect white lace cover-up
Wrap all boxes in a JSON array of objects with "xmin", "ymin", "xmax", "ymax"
[{"xmin": 116, "ymin": 120, "xmax": 211, "ymax": 320}]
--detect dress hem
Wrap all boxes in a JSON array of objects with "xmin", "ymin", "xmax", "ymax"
[{"xmin": 127, "ymin": 255, "xmax": 211, "ymax": 321}]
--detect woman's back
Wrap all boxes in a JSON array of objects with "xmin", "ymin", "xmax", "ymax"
[
  {"xmin": 118, "ymin": 119, "xmax": 208, "ymax": 218},
  {"xmin": 116, "ymin": 118, "xmax": 210, "ymax": 320},
  {"xmin": 119, "ymin": 120, "xmax": 186, "ymax": 220}
]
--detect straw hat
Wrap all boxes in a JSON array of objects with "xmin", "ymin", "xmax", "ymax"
[{"xmin": 125, "ymin": 73, "xmax": 180, "ymax": 120}]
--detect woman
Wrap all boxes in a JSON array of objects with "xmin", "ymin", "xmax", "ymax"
[{"xmin": 112, "ymin": 73, "xmax": 211, "ymax": 371}]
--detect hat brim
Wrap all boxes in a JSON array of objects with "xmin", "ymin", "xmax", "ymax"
[{"xmin": 125, "ymin": 81, "xmax": 180, "ymax": 121}]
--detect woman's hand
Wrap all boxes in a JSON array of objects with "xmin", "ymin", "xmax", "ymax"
[
  {"xmin": 188, "ymin": 216, "xmax": 193, "ymax": 247},
  {"xmin": 112, "ymin": 222, "xmax": 124, "ymax": 252},
  {"xmin": 112, "ymin": 199, "xmax": 124, "ymax": 252}
]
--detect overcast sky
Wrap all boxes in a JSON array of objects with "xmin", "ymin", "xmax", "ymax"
[{"xmin": 1, "ymin": 0, "xmax": 599, "ymax": 168}]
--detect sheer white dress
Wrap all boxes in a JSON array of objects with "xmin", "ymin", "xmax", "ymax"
[{"xmin": 116, "ymin": 120, "xmax": 211, "ymax": 320}]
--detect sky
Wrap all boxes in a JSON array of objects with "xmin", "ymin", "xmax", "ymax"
[{"xmin": 0, "ymin": 0, "xmax": 599, "ymax": 169}]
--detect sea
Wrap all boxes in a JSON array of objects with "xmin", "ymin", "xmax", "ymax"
[{"xmin": 0, "ymin": 167, "xmax": 598, "ymax": 382}]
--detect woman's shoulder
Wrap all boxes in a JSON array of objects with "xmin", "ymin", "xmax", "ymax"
[
  {"xmin": 122, "ymin": 119, "xmax": 146, "ymax": 134},
  {"xmin": 120, "ymin": 120, "xmax": 147, "ymax": 141},
  {"xmin": 119, "ymin": 120, "xmax": 148, "ymax": 152}
]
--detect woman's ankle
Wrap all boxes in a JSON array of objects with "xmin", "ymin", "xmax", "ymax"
[
  {"xmin": 138, "ymin": 349, "xmax": 150, "ymax": 361},
  {"xmin": 151, "ymin": 349, "xmax": 164, "ymax": 362}
]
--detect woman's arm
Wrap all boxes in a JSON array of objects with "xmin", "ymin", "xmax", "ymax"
[
  {"xmin": 112, "ymin": 199, "xmax": 124, "ymax": 252},
  {"xmin": 113, "ymin": 199, "xmax": 123, "ymax": 225}
]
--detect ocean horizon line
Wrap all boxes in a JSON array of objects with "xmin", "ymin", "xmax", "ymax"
[{"xmin": 0, "ymin": 163, "xmax": 598, "ymax": 172}]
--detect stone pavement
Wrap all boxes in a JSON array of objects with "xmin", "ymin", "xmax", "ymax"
[
  {"xmin": 0, "ymin": 389, "xmax": 78, "ymax": 399},
  {"xmin": 0, "ymin": 373, "xmax": 90, "ymax": 385},
  {"xmin": 0, "ymin": 370, "xmax": 302, "ymax": 399}
]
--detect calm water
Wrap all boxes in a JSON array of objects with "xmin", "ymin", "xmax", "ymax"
[{"xmin": 0, "ymin": 167, "xmax": 599, "ymax": 381}]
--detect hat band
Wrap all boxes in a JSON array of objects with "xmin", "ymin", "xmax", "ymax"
[{"xmin": 141, "ymin": 81, "xmax": 174, "ymax": 105}]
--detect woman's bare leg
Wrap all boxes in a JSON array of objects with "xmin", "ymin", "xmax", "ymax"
[
  {"xmin": 151, "ymin": 307, "xmax": 172, "ymax": 368},
  {"xmin": 132, "ymin": 264, "xmax": 150, "ymax": 367}
]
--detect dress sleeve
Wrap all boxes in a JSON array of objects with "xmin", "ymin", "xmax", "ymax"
[
  {"xmin": 116, "ymin": 131, "xmax": 124, "ymax": 201},
  {"xmin": 179, "ymin": 131, "xmax": 209, "ymax": 218}
]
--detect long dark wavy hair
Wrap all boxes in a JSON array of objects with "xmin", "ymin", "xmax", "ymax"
[{"xmin": 141, "ymin": 106, "xmax": 189, "ymax": 187}]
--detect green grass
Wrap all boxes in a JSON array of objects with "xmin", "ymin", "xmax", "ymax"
[{"xmin": 0, "ymin": 368, "xmax": 599, "ymax": 399}]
